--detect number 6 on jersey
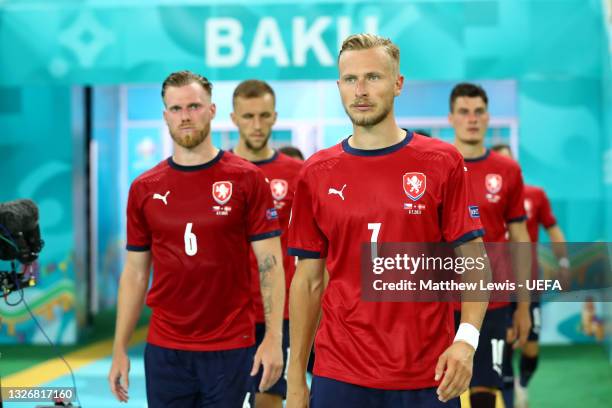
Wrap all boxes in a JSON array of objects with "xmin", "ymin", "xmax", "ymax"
[{"xmin": 184, "ymin": 222, "xmax": 198, "ymax": 256}]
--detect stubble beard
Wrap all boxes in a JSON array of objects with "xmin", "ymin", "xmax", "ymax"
[
  {"xmin": 344, "ymin": 100, "xmax": 393, "ymax": 128},
  {"xmin": 243, "ymin": 132, "xmax": 271, "ymax": 152}
]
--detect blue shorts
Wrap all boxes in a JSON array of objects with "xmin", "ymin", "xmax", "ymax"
[
  {"xmin": 144, "ymin": 343, "xmax": 255, "ymax": 408},
  {"xmin": 310, "ymin": 376, "xmax": 460, "ymax": 408},
  {"xmin": 252, "ymin": 319, "xmax": 289, "ymax": 398},
  {"xmin": 455, "ymin": 306, "xmax": 512, "ymax": 389}
]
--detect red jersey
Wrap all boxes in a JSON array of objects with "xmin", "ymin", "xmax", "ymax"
[
  {"xmin": 463, "ymin": 149, "xmax": 526, "ymax": 309},
  {"xmin": 524, "ymin": 185, "xmax": 557, "ymax": 242},
  {"xmin": 249, "ymin": 151, "xmax": 302, "ymax": 322},
  {"xmin": 126, "ymin": 151, "xmax": 281, "ymax": 351},
  {"xmin": 288, "ymin": 132, "xmax": 483, "ymax": 390}
]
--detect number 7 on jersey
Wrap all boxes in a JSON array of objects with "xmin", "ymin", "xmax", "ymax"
[{"xmin": 368, "ymin": 222, "xmax": 381, "ymax": 259}]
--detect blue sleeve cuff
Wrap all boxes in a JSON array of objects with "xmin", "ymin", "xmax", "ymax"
[
  {"xmin": 126, "ymin": 244, "xmax": 150, "ymax": 252},
  {"xmin": 507, "ymin": 215, "xmax": 528, "ymax": 223},
  {"xmin": 249, "ymin": 229, "xmax": 282, "ymax": 242},
  {"xmin": 452, "ymin": 229, "xmax": 485, "ymax": 247},
  {"xmin": 288, "ymin": 247, "xmax": 323, "ymax": 259}
]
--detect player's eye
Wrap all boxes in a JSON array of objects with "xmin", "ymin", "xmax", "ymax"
[
  {"xmin": 169, "ymin": 106, "xmax": 181, "ymax": 113},
  {"xmin": 368, "ymin": 74, "xmax": 380, "ymax": 80},
  {"xmin": 188, "ymin": 104, "xmax": 201, "ymax": 111}
]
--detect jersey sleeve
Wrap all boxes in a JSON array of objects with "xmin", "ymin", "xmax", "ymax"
[
  {"xmin": 505, "ymin": 166, "xmax": 527, "ymax": 223},
  {"xmin": 441, "ymin": 156, "xmax": 484, "ymax": 245},
  {"xmin": 538, "ymin": 189, "xmax": 557, "ymax": 228},
  {"xmin": 287, "ymin": 169, "xmax": 328, "ymax": 258},
  {"xmin": 246, "ymin": 168, "xmax": 282, "ymax": 242},
  {"xmin": 126, "ymin": 182, "xmax": 151, "ymax": 251}
]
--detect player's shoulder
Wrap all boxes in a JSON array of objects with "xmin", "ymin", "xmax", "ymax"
[
  {"xmin": 300, "ymin": 143, "xmax": 344, "ymax": 174},
  {"xmin": 408, "ymin": 132, "xmax": 465, "ymax": 166},
  {"xmin": 488, "ymin": 150, "xmax": 522, "ymax": 173},
  {"xmin": 219, "ymin": 150, "xmax": 265, "ymax": 177},
  {"xmin": 275, "ymin": 152, "xmax": 304, "ymax": 172},
  {"xmin": 273, "ymin": 151, "xmax": 304, "ymax": 177},
  {"xmin": 525, "ymin": 184, "xmax": 546, "ymax": 197},
  {"xmin": 131, "ymin": 158, "xmax": 171, "ymax": 187}
]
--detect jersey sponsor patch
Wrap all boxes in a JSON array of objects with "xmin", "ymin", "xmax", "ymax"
[
  {"xmin": 469, "ymin": 205, "xmax": 480, "ymax": 218},
  {"xmin": 403, "ymin": 172, "xmax": 426, "ymax": 201},
  {"xmin": 485, "ymin": 174, "xmax": 503, "ymax": 194},
  {"xmin": 212, "ymin": 181, "xmax": 233, "ymax": 205},
  {"xmin": 266, "ymin": 208, "xmax": 279, "ymax": 220},
  {"xmin": 270, "ymin": 179, "xmax": 288, "ymax": 201}
]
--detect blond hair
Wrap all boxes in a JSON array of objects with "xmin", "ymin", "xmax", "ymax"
[{"xmin": 338, "ymin": 34, "xmax": 400, "ymax": 70}]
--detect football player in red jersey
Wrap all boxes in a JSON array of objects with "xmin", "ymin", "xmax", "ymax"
[
  {"xmin": 286, "ymin": 34, "xmax": 489, "ymax": 408},
  {"xmin": 231, "ymin": 80, "xmax": 302, "ymax": 408},
  {"xmin": 449, "ymin": 83, "xmax": 532, "ymax": 408},
  {"xmin": 108, "ymin": 71, "xmax": 286, "ymax": 408},
  {"xmin": 492, "ymin": 143, "xmax": 569, "ymax": 408}
]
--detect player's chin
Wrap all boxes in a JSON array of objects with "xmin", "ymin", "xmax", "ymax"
[{"xmin": 460, "ymin": 135, "xmax": 483, "ymax": 145}]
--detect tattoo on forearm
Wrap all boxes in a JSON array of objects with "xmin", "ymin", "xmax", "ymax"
[
  {"xmin": 258, "ymin": 254, "xmax": 277, "ymax": 275},
  {"xmin": 259, "ymin": 254, "xmax": 277, "ymax": 325}
]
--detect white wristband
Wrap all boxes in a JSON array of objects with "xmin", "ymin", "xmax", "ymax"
[
  {"xmin": 454, "ymin": 323, "xmax": 480, "ymax": 350},
  {"xmin": 558, "ymin": 257, "xmax": 570, "ymax": 268}
]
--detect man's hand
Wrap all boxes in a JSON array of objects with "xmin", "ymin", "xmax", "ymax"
[
  {"xmin": 286, "ymin": 373, "xmax": 310, "ymax": 408},
  {"xmin": 558, "ymin": 265, "xmax": 571, "ymax": 291},
  {"xmin": 108, "ymin": 349, "xmax": 130, "ymax": 402},
  {"xmin": 435, "ymin": 341, "xmax": 475, "ymax": 402},
  {"xmin": 251, "ymin": 332, "xmax": 283, "ymax": 392},
  {"xmin": 509, "ymin": 304, "xmax": 532, "ymax": 348}
]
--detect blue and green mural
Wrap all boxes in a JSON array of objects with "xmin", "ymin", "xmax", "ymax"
[{"xmin": 0, "ymin": 0, "xmax": 610, "ymax": 345}]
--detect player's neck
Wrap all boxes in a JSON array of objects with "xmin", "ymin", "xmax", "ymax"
[
  {"xmin": 233, "ymin": 143, "xmax": 275, "ymax": 162},
  {"xmin": 350, "ymin": 117, "xmax": 405, "ymax": 150},
  {"xmin": 172, "ymin": 137, "xmax": 219, "ymax": 166},
  {"xmin": 454, "ymin": 141, "xmax": 487, "ymax": 160}
]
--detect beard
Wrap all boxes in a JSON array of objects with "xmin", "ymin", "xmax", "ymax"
[
  {"xmin": 170, "ymin": 123, "xmax": 209, "ymax": 149},
  {"xmin": 243, "ymin": 133, "xmax": 271, "ymax": 152},
  {"xmin": 344, "ymin": 99, "xmax": 393, "ymax": 128}
]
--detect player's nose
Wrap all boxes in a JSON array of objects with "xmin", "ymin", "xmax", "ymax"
[{"xmin": 354, "ymin": 78, "xmax": 368, "ymax": 97}]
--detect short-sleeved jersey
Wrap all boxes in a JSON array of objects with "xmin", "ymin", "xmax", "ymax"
[
  {"xmin": 248, "ymin": 151, "xmax": 302, "ymax": 322},
  {"xmin": 524, "ymin": 185, "xmax": 557, "ymax": 242},
  {"xmin": 126, "ymin": 151, "xmax": 281, "ymax": 351},
  {"xmin": 463, "ymin": 149, "xmax": 526, "ymax": 242},
  {"xmin": 287, "ymin": 132, "xmax": 484, "ymax": 390},
  {"xmin": 463, "ymin": 149, "xmax": 527, "ymax": 309}
]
